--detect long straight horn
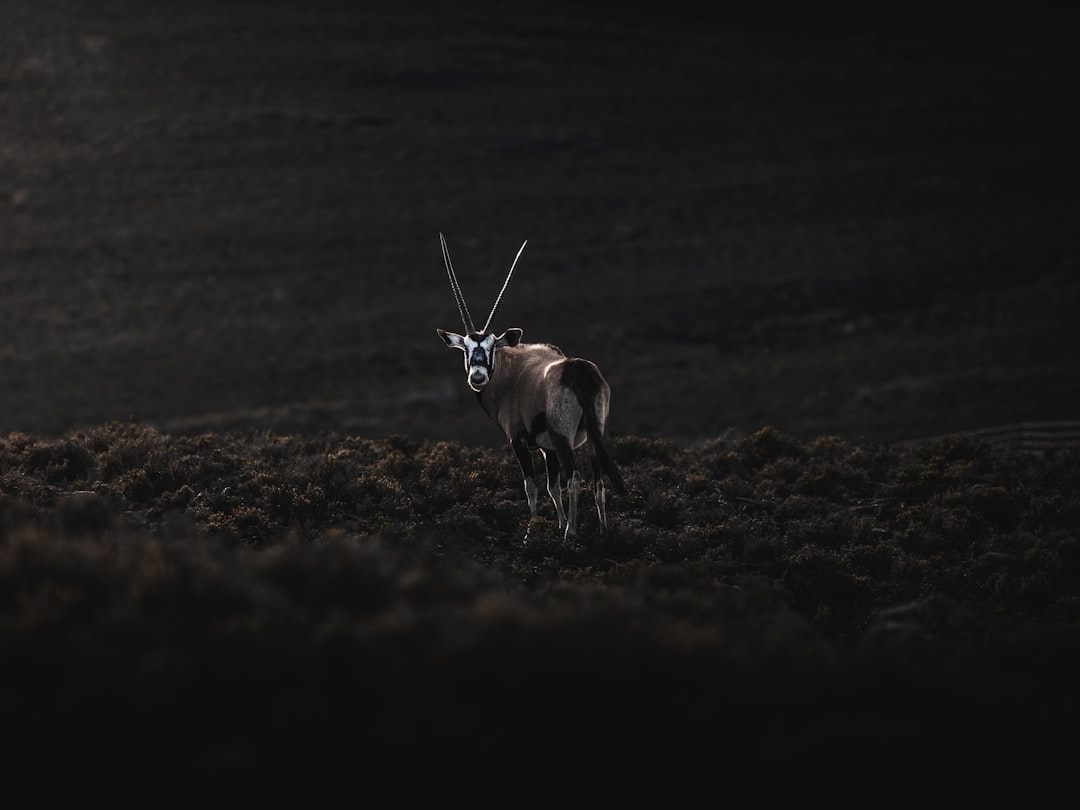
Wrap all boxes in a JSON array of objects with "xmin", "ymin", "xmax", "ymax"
[
  {"xmin": 440, "ymin": 232, "xmax": 476, "ymax": 333},
  {"xmin": 482, "ymin": 239, "xmax": 527, "ymax": 333}
]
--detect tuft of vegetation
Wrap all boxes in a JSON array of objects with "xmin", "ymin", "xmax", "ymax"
[{"xmin": 1, "ymin": 423, "xmax": 1078, "ymax": 779}]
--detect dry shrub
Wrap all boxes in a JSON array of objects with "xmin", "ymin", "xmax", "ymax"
[{"xmin": 1, "ymin": 423, "xmax": 1079, "ymax": 775}]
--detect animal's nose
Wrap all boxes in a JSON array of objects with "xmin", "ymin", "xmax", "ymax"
[{"xmin": 469, "ymin": 370, "xmax": 487, "ymax": 388}]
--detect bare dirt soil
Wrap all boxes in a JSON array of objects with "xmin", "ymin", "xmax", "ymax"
[{"xmin": 2, "ymin": 2, "xmax": 1077, "ymax": 449}]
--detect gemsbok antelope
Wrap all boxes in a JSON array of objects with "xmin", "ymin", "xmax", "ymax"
[{"xmin": 436, "ymin": 233, "xmax": 627, "ymax": 539}]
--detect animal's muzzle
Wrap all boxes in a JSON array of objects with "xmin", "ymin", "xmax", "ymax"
[{"xmin": 469, "ymin": 368, "xmax": 489, "ymax": 390}]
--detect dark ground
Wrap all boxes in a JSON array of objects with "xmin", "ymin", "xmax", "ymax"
[
  {"xmin": 2, "ymin": 1, "xmax": 1077, "ymax": 448},
  {"xmin": 2, "ymin": 424, "xmax": 1079, "ymax": 789}
]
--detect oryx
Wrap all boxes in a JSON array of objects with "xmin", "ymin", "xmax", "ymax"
[{"xmin": 436, "ymin": 233, "xmax": 626, "ymax": 539}]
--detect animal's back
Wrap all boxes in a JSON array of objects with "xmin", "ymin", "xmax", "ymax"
[
  {"xmin": 478, "ymin": 342, "xmax": 561, "ymax": 437},
  {"xmin": 498, "ymin": 342, "xmax": 608, "ymax": 411},
  {"xmin": 495, "ymin": 342, "xmax": 568, "ymax": 385}
]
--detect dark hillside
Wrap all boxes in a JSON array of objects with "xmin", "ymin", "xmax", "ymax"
[
  {"xmin": 1, "ymin": 2, "xmax": 1078, "ymax": 447},
  {"xmin": 2, "ymin": 424, "xmax": 1077, "ymax": 785}
]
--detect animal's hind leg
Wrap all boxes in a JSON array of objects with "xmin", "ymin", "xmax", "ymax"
[
  {"xmin": 541, "ymin": 449, "xmax": 567, "ymax": 529},
  {"xmin": 591, "ymin": 454, "xmax": 608, "ymax": 532},
  {"xmin": 550, "ymin": 435, "xmax": 579, "ymax": 539}
]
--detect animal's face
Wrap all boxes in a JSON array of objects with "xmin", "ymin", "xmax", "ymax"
[{"xmin": 438, "ymin": 328, "xmax": 523, "ymax": 392}]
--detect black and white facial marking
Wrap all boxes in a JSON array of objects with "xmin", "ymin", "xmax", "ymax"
[
  {"xmin": 437, "ymin": 328, "xmax": 523, "ymax": 392},
  {"xmin": 465, "ymin": 334, "xmax": 495, "ymax": 390}
]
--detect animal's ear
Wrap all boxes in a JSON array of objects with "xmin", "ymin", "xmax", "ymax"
[
  {"xmin": 496, "ymin": 328, "xmax": 523, "ymax": 348},
  {"xmin": 438, "ymin": 328, "xmax": 467, "ymax": 350}
]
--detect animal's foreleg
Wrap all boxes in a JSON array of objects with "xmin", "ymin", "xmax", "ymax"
[{"xmin": 511, "ymin": 436, "xmax": 539, "ymax": 522}]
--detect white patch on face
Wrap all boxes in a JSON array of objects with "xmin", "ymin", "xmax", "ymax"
[{"xmin": 463, "ymin": 334, "xmax": 497, "ymax": 391}]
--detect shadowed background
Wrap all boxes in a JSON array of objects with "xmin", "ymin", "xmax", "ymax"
[{"xmin": 3, "ymin": 1, "xmax": 1077, "ymax": 448}]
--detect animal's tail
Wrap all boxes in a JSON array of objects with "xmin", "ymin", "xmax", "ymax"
[{"xmin": 583, "ymin": 408, "xmax": 627, "ymax": 495}]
